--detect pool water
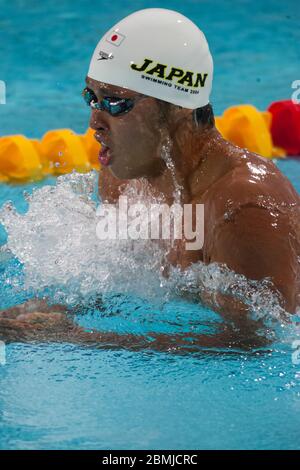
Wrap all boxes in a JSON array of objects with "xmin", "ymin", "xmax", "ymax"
[
  {"xmin": 1, "ymin": 0, "xmax": 300, "ymax": 137},
  {"xmin": 0, "ymin": 0, "xmax": 300, "ymax": 451},
  {"xmin": 0, "ymin": 160, "xmax": 299, "ymax": 450}
]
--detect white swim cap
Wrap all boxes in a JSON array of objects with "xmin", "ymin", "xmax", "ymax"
[{"xmin": 88, "ymin": 8, "xmax": 213, "ymax": 109}]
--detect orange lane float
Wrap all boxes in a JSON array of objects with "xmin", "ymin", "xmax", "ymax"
[
  {"xmin": 267, "ymin": 100, "xmax": 300, "ymax": 156},
  {"xmin": 215, "ymin": 104, "xmax": 286, "ymax": 158},
  {"xmin": 0, "ymin": 99, "xmax": 298, "ymax": 183}
]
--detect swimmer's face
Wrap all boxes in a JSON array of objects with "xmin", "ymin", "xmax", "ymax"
[{"xmin": 85, "ymin": 77, "xmax": 168, "ymax": 179}]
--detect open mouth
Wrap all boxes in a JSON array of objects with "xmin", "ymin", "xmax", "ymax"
[
  {"xmin": 99, "ymin": 144, "xmax": 112, "ymax": 166},
  {"xmin": 93, "ymin": 132, "xmax": 113, "ymax": 167}
]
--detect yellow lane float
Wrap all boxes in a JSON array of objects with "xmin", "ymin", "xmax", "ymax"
[
  {"xmin": 0, "ymin": 129, "xmax": 101, "ymax": 182},
  {"xmin": 0, "ymin": 100, "xmax": 291, "ymax": 183},
  {"xmin": 41, "ymin": 129, "xmax": 92, "ymax": 175},
  {"xmin": 0, "ymin": 135, "xmax": 43, "ymax": 182},
  {"xmin": 80, "ymin": 128, "xmax": 101, "ymax": 170}
]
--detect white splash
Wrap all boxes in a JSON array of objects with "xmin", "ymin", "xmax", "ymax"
[
  {"xmin": 0, "ymin": 171, "xmax": 296, "ymax": 340},
  {"xmin": 0, "ymin": 172, "xmax": 168, "ymax": 305}
]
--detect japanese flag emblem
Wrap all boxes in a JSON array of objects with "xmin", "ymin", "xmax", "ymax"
[{"xmin": 106, "ymin": 31, "xmax": 126, "ymax": 47}]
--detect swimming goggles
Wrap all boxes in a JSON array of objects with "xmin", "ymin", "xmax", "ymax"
[{"xmin": 82, "ymin": 87, "xmax": 137, "ymax": 116}]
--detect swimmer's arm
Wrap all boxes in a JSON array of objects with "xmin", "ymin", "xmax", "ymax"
[
  {"xmin": 0, "ymin": 306, "xmax": 268, "ymax": 352},
  {"xmin": 208, "ymin": 205, "xmax": 298, "ymax": 314}
]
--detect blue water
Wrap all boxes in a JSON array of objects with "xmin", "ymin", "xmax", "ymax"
[
  {"xmin": 0, "ymin": 0, "xmax": 300, "ymax": 137},
  {"xmin": 1, "ymin": 0, "xmax": 300, "ymax": 451}
]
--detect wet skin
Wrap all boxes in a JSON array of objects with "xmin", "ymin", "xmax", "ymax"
[
  {"xmin": 87, "ymin": 77, "xmax": 300, "ymax": 315},
  {"xmin": 0, "ymin": 79, "xmax": 299, "ymax": 351}
]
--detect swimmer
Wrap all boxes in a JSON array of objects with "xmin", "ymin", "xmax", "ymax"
[{"xmin": 0, "ymin": 8, "xmax": 299, "ymax": 350}]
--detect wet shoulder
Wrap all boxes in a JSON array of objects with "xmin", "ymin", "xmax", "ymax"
[
  {"xmin": 198, "ymin": 149, "xmax": 300, "ymax": 236},
  {"xmin": 206, "ymin": 150, "xmax": 299, "ymax": 212}
]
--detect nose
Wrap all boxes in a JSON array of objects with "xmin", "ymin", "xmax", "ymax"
[{"xmin": 89, "ymin": 109, "xmax": 110, "ymax": 132}]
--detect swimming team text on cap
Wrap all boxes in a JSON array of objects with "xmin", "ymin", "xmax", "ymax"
[{"xmin": 131, "ymin": 58, "xmax": 208, "ymax": 88}]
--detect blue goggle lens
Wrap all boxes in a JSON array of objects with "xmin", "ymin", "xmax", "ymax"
[{"xmin": 82, "ymin": 87, "xmax": 134, "ymax": 116}]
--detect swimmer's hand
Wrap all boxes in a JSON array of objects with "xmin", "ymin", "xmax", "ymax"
[
  {"xmin": 0, "ymin": 300, "xmax": 270, "ymax": 351},
  {"xmin": 0, "ymin": 299, "xmax": 66, "ymax": 317},
  {"xmin": 0, "ymin": 302, "xmax": 144, "ymax": 347},
  {"xmin": 0, "ymin": 300, "xmax": 80, "ymax": 343}
]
